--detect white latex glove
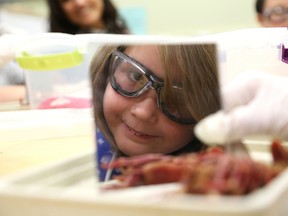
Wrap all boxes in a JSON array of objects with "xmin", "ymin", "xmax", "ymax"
[
  {"xmin": 0, "ymin": 34, "xmax": 16, "ymax": 68},
  {"xmin": 195, "ymin": 71, "xmax": 288, "ymax": 145},
  {"xmin": 0, "ymin": 23, "xmax": 27, "ymax": 68}
]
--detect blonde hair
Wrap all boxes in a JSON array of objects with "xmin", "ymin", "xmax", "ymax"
[{"xmin": 90, "ymin": 44, "xmax": 220, "ymax": 152}]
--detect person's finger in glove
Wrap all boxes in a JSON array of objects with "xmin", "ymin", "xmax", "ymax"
[{"xmin": 194, "ymin": 71, "xmax": 288, "ymax": 145}]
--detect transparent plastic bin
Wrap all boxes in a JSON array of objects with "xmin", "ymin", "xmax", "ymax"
[{"xmin": 15, "ymin": 33, "xmax": 92, "ymax": 109}]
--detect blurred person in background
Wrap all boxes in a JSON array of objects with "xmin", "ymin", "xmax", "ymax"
[
  {"xmin": 255, "ymin": 0, "xmax": 288, "ymax": 27},
  {"xmin": 46, "ymin": 0, "xmax": 129, "ymax": 34}
]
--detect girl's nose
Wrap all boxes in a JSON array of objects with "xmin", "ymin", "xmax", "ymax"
[{"xmin": 130, "ymin": 90, "xmax": 159, "ymax": 122}]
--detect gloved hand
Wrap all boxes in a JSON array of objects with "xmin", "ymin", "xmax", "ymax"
[
  {"xmin": 194, "ymin": 71, "xmax": 288, "ymax": 145},
  {"xmin": 0, "ymin": 34, "xmax": 16, "ymax": 68},
  {"xmin": 0, "ymin": 23, "xmax": 27, "ymax": 68}
]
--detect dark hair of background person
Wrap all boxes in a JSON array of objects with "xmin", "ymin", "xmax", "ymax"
[
  {"xmin": 255, "ymin": 0, "xmax": 265, "ymax": 14},
  {"xmin": 46, "ymin": 0, "xmax": 129, "ymax": 34}
]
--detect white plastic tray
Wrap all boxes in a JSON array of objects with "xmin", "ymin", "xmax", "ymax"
[{"xmin": 0, "ymin": 146, "xmax": 288, "ymax": 216}]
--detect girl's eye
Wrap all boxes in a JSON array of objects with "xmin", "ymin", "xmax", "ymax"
[{"xmin": 129, "ymin": 71, "xmax": 144, "ymax": 82}]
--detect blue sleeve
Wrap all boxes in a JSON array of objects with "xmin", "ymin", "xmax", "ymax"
[{"xmin": 96, "ymin": 129, "xmax": 121, "ymax": 182}]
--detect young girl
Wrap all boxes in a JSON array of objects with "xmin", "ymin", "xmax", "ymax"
[
  {"xmin": 46, "ymin": 0, "xmax": 129, "ymax": 34},
  {"xmin": 90, "ymin": 44, "xmax": 221, "ymax": 180}
]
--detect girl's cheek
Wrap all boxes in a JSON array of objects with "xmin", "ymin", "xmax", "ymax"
[
  {"xmin": 103, "ymin": 85, "xmax": 114, "ymax": 115},
  {"xmin": 103, "ymin": 84, "xmax": 124, "ymax": 116}
]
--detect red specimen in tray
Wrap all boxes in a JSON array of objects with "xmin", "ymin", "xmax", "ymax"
[{"xmin": 102, "ymin": 141, "xmax": 288, "ymax": 195}]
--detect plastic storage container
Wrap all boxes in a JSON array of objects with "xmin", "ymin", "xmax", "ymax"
[{"xmin": 15, "ymin": 33, "xmax": 92, "ymax": 109}]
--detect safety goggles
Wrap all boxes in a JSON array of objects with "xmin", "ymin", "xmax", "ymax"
[
  {"xmin": 263, "ymin": 6, "xmax": 288, "ymax": 24},
  {"xmin": 108, "ymin": 49, "xmax": 197, "ymax": 125}
]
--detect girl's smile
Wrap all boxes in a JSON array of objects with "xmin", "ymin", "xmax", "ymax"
[
  {"xmin": 126, "ymin": 124, "xmax": 153, "ymax": 137},
  {"xmin": 123, "ymin": 122, "xmax": 158, "ymax": 141}
]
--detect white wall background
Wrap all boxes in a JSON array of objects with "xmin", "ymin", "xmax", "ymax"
[{"xmin": 112, "ymin": 0, "xmax": 260, "ymax": 35}]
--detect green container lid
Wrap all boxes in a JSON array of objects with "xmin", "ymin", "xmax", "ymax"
[{"xmin": 16, "ymin": 49, "xmax": 83, "ymax": 71}]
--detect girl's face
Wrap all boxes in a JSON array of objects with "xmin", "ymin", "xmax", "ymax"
[
  {"xmin": 103, "ymin": 46, "xmax": 195, "ymax": 156},
  {"xmin": 60, "ymin": 0, "xmax": 105, "ymax": 28}
]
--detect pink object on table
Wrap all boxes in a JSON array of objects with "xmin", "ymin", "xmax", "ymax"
[{"xmin": 38, "ymin": 96, "xmax": 92, "ymax": 109}]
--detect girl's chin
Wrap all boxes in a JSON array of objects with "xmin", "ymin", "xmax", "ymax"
[
  {"xmin": 118, "ymin": 143, "xmax": 152, "ymax": 156},
  {"xmin": 118, "ymin": 142, "xmax": 171, "ymax": 156},
  {"xmin": 118, "ymin": 147, "xmax": 144, "ymax": 156}
]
